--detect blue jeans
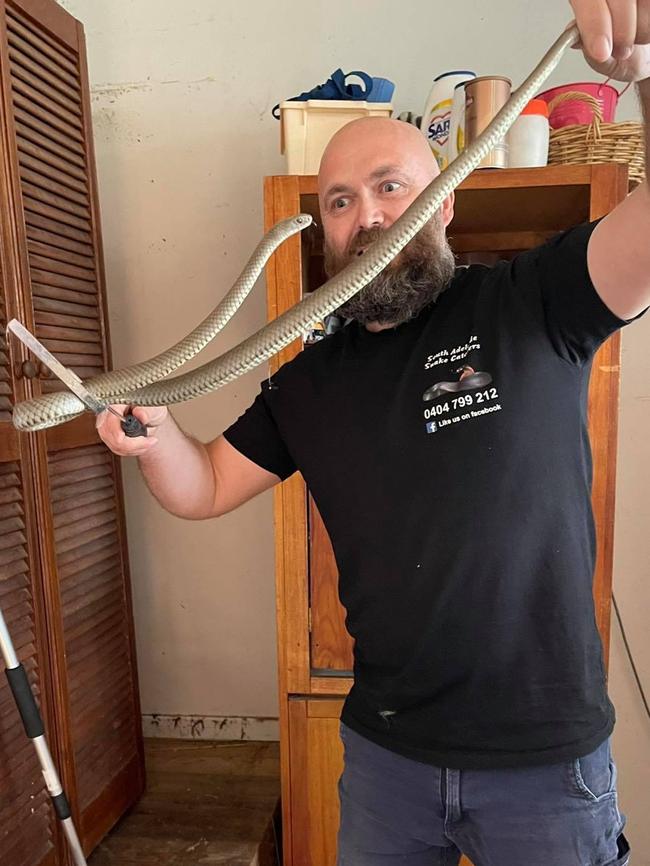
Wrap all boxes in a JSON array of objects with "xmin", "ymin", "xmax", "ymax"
[{"xmin": 337, "ymin": 723, "xmax": 630, "ymax": 866}]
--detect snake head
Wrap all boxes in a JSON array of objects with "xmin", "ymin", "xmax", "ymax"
[{"xmin": 293, "ymin": 213, "xmax": 313, "ymax": 229}]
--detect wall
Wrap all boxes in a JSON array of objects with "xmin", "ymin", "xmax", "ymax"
[{"xmin": 58, "ymin": 0, "xmax": 649, "ymax": 857}]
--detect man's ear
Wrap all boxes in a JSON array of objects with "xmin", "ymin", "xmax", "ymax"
[{"xmin": 441, "ymin": 190, "xmax": 455, "ymax": 228}]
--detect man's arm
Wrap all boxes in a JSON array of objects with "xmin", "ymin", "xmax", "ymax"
[
  {"xmin": 570, "ymin": 0, "xmax": 650, "ymax": 320},
  {"xmin": 587, "ymin": 78, "xmax": 650, "ymax": 321},
  {"xmin": 96, "ymin": 405, "xmax": 280, "ymax": 519}
]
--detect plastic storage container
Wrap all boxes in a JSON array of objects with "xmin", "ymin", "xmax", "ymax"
[
  {"xmin": 279, "ymin": 99, "xmax": 393, "ymax": 174},
  {"xmin": 507, "ymin": 98, "xmax": 550, "ymax": 168}
]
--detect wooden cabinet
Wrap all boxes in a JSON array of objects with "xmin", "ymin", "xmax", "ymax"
[
  {"xmin": 264, "ymin": 164, "xmax": 628, "ymax": 866},
  {"xmin": 0, "ymin": 2, "xmax": 144, "ymax": 864}
]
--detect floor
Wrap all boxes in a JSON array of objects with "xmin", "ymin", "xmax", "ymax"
[{"xmin": 88, "ymin": 739, "xmax": 281, "ymax": 866}]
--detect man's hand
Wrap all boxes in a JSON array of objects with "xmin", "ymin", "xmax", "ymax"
[
  {"xmin": 569, "ymin": 1, "xmax": 650, "ymax": 82},
  {"xmin": 96, "ymin": 404, "xmax": 167, "ymax": 457}
]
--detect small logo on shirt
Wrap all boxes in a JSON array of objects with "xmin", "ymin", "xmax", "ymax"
[
  {"xmin": 425, "ymin": 421, "xmax": 438, "ymax": 434},
  {"xmin": 423, "ymin": 365, "xmax": 492, "ymax": 402}
]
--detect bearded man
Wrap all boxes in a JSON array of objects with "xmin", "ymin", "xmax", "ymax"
[{"xmin": 98, "ymin": 4, "xmax": 650, "ymax": 861}]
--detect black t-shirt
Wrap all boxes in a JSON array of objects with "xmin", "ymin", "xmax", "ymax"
[{"xmin": 224, "ymin": 221, "xmax": 639, "ymax": 769}]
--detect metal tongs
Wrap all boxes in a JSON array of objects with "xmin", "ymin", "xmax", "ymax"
[{"xmin": 6, "ymin": 319, "xmax": 148, "ymax": 437}]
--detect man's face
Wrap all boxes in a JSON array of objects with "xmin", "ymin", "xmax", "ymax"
[
  {"xmin": 318, "ymin": 120, "xmax": 456, "ymax": 327},
  {"xmin": 321, "ymin": 161, "xmax": 431, "ymax": 259}
]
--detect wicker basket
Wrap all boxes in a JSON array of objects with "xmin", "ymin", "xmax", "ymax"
[{"xmin": 547, "ymin": 91, "xmax": 645, "ymax": 186}]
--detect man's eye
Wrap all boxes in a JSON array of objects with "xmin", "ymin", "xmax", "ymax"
[
  {"xmin": 333, "ymin": 198, "xmax": 349, "ymax": 210},
  {"xmin": 382, "ymin": 181, "xmax": 402, "ymax": 193}
]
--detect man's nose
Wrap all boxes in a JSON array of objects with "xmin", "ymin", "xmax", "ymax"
[{"xmin": 357, "ymin": 196, "xmax": 384, "ymax": 231}]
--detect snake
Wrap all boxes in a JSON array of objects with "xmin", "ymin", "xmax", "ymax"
[{"xmin": 12, "ymin": 24, "xmax": 580, "ymax": 432}]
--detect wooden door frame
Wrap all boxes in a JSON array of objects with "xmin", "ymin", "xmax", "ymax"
[{"xmin": 586, "ymin": 163, "xmax": 628, "ymax": 659}]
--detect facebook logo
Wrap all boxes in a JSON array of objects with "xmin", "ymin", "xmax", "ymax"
[{"xmin": 425, "ymin": 421, "xmax": 437, "ymax": 434}]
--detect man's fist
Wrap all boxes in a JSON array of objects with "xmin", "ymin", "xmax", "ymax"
[
  {"xmin": 569, "ymin": 0, "xmax": 650, "ymax": 82},
  {"xmin": 96, "ymin": 404, "xmax": 167, "ymax": 457}
]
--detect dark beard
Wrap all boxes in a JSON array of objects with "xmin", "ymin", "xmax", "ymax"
[{"xmin": 323, "ymin": 216, "xmax": 456, "ymax": 327}]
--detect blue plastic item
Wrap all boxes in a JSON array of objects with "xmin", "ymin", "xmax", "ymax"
[
  {"xmin": 368, "ymin": 76, "xmax": 395, "ymax": 102},
  {"xmin": 272, "ymin": 69, "xmax": 394, "ymax": 118}
]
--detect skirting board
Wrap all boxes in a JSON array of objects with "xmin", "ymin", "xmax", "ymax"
[{"xmin": 142, "ymin": 714, "xmax": 280, "ymax": 741}]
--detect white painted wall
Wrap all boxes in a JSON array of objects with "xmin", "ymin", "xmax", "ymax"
[{"xmin": 58, "ymin": 0, "xmax": 649, "ymax": 857}]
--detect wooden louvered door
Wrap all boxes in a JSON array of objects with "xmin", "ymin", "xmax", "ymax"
[
  {"xmin": 0, "ymin": 277, "xmax": 59, "ymax": 865},
  {"xmin": 0, "ymin": 0, "xmax": 144, "ymax": 859}
]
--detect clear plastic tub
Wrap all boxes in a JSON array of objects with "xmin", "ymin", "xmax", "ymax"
[{"xmin": 279, "ymin": 99, "xmax": 393, "ymax": 174}]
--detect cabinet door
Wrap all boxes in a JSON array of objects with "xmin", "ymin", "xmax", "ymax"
[
  {"xmin": 0, "ymin": 0, "xmax": 144, "ymax": 851},
  {"xmin": 0, "ymin": 277, "xmax": 57, "ymax": 864}
]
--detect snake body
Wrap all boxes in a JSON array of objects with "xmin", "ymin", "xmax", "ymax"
[
  {"xmin": 12, "ymin": 25, "xmax": 579, "ymax": 432},
  {"xmin": 11, "ymin": 215, "xmax": 312, "ymax": 428}
]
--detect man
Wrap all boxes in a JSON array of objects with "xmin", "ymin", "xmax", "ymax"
[{"xmin": 98, "ymin": 4, "xmax": 650, "ymax": 863}]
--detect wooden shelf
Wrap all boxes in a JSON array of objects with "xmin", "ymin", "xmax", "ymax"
[{"xmin": 279, "ymin": 164, "xmax": 621, "ymax": 284}]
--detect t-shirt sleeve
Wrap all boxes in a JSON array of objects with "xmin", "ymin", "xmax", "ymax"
[
  {"xmin": 222, "ymin": 382, "xmax": 297, "ymax": 481},
  {"xmin": 507, "ymin": 220, "xmax": 644, "ymax": 365}
]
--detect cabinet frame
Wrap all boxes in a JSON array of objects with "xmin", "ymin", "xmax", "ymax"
[{"xmin": 265, "ymin": 164, "xmax": 628, "ymax": 866}]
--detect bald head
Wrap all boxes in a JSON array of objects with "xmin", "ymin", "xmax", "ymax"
[{"xmin": 319, "ymin": 117, "xmax": 439, "ymax": 199}]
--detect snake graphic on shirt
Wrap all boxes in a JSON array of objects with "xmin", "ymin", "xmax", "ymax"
[{"xmin": 422, "ymin": 365, "xmax": 492, "ymax": 402}]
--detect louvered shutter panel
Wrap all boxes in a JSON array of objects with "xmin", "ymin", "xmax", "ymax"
[
  {"xmin": 6, "ymin": 2, "xmax": 102, "ymax": 389},
  {"xmin": 0, "ymin": 462, "xmax": 55, "ymax": 866},
  {"xmin": 47, "ymin": 444, "xmax": 141, "ymax": 819},
  {"xmin": 0, "ymin": 270, "xmax": 57, "ymax": 864},
  {"xmin": 0, "ymin": 0, "xmax": 144, "ymax": 854}
]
